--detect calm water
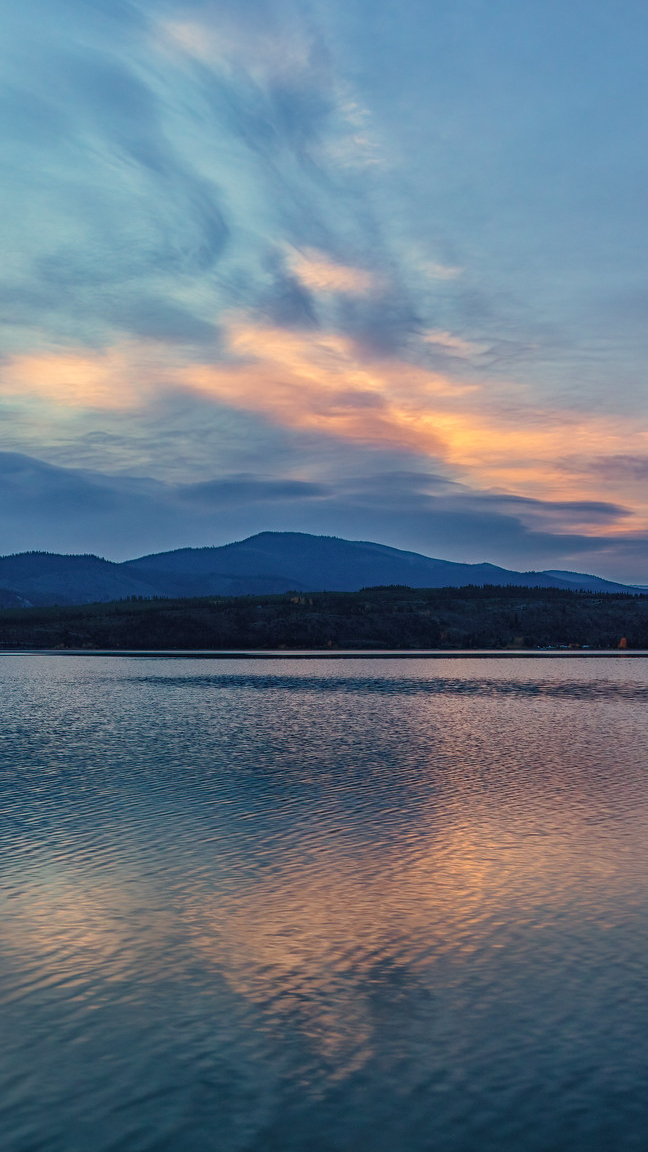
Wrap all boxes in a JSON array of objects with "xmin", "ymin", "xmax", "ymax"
[{"xmin": 2, "ymin": 654, "xmax": 648, "ymax": 1152}]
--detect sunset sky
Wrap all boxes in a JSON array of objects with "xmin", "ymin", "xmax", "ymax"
[{"xmin": 2, "ymin": 0, "xmax": 648, "ymax": 580}]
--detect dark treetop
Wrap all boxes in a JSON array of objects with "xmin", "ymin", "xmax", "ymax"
[{"xmin": 0, "ymin": 584, "xmax": 646, "ymax": 651}]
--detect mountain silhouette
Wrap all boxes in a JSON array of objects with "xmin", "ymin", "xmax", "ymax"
[{"xmin": 0, "ymin": 532, "xmax": 641, "ymax": 607}]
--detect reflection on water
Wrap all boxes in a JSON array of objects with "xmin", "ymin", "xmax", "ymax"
[{"xmin": 2, "ymin": 655, "xmax": 648, "ymax": 1151}]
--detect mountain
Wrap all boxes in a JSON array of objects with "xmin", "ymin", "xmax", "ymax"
[
  {"xmin": 0, "ymin": 552, "xmax": 164, "ymax": 607},
  {"xmin": 0, "ymin": 532, "xmax": 641, "ymax": 607},
  {"xmin": 123, "ymin": 533, "xmax": 638, "ymax": 596},
  {"xmin": 543, "ymin": 570, "xmax": 648, "ymax": 594}
]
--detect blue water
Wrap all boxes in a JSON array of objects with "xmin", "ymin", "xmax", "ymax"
[{"xmin": 2, "ymin": 654, "xmax": 648, "ymax": 1152}]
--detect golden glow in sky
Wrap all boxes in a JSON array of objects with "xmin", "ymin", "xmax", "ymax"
[{"xmin": 1, "ymin": 0, "xmax": 648, "ymax": 579}]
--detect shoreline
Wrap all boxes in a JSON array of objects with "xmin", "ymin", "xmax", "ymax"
[{"xmin": 1, "ymin": 648, "xmax": 647, "ymax": 659}]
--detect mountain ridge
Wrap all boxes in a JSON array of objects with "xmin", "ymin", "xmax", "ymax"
[{"xmin": 0, "ymin": 531, "xmax": 643, "ymax": 608}]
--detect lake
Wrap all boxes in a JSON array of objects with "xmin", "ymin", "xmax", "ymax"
[{"xmin": 2, "ymin": 653, "xmax": 648, "ymax": 1151}]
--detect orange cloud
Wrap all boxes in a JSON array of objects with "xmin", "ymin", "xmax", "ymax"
[
  {"xmin": 181, "ymin": 321, "xmax": 648, "ymax": 525},
  {"xmin": 183, "ymin": 321, "xmax": 647, "ymax": 495},
  {"xmin": 0, "ymin": 346, "xmax": 159, "ymax": 410},
  {"xmin": 4, "ymin": 322, "xmax": 648, "ymax": 528},
  {"xmin": 287, "ymin": 248, "xmax": 377, "ymax": 295},
  {"xmin": 0, "ymin": 343, "xmax": 185, "ymax": 411},
  {"xmin": 183, "ymin": 322, "xmax": 477, "ymax": 456}
]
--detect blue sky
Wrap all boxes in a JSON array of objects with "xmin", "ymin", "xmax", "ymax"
[{"xmin": 1, "ymin": 0, "xmax": 648, "ymax": 579}]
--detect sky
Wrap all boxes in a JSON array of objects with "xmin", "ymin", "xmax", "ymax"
[{"xmin": 1, "ymin": 0, "xmax": 648, "ymax": 580}]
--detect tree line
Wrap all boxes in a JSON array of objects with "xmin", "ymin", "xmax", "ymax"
[{"xmin": 0, "ymin": 584, "xmax": 646, "ymax": 649}]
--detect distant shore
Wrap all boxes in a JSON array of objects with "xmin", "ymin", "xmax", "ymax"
[
  {"xmin": 2, "ymin": 648, "xmax": 647, "ymax": 659},
  {"xmin": 1, "ymin": 585, "xmax": 647, "ymax": 652}
]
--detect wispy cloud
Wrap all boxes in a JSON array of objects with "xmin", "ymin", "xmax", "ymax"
[
  {"xmin": 5, "ymin": 318, "xmax": 647, "ymax": 546},
  {"xmin": 423, "ymin": 330, "xmax": 489, "ymax": 359},
  {"xmin": 421, "ymin": 262, "xmax": 464, "ymax": 281},
  {"xmin": 287, "ymin": 248, "xmax": 376, "ymax": 295},
  {"xmin": 2, "ymin": 0, "xmax": 648, "ymax": 578}
]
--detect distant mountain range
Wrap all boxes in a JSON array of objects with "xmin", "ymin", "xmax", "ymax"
[{"xmin": 0, "ymin": 532, "xmax": 644, "ymax": 608}]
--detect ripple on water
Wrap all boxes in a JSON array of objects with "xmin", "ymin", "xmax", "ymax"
[{"xmin": 1, "ymin": 655, "xmax": 648, "ymax": 1151}]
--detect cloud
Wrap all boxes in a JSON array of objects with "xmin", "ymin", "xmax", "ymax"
[
  {"xmin": 179, "ymin": 475, "xmax": 329, "ymax": 504},
  {"xmin": 452, "ymin": 493, "xmax": 631, "ymax": 531},
  {"xmin": 4, "ymin": 317, "xmax": 648, "ymax": 543},
  {"xmin": 0, "ymin": 0, "xmax": 397, "ymax": 363},
  {"xmin": 183, "ymin": 321, "xmax": 468, "ymax": 455},
  {"xmin": 425, "ymin": 263, "xmax": 464, "ymax": 281},
  {"xmin": 0, "ymin": 346, "xmax": 158, "ymax": 409},
  {"xmin": 255, "ymin": 254, "xmax": 318, "ymax": 328},
  {"xmin": 102, "ymin": 297, "xmax": 220, "ymax": 346},
  {"xmin": 0, "ymin": 451, "xmax": 646, "ymax": 583},
  {"xmin": 1, "ymin": 0, "xmax": 648, "ymax": 585},
  {"xmin": 287, "ymin": 248, "xmax": 376, "ymax": 295},
  {"xmin": 423, "ymin": 330, "xmax": 489, "ymax": 359},
  {"xmin": 592, "ymin": 455, "xmax": 648, "ymax": 481}
]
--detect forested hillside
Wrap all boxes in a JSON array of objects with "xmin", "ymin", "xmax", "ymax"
[{"xmin": 0, "ymin": 585, "xmax": 646, "ymax": 650}]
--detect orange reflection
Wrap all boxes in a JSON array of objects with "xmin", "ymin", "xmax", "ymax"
[{"xmin": 4, "ymin": 765, "xmax": 644, "ymax": 1076}]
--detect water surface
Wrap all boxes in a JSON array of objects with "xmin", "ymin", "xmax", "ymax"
[{"xmin": 2, "ymin": 654, "xmax": 648, "ymax": 1151}]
